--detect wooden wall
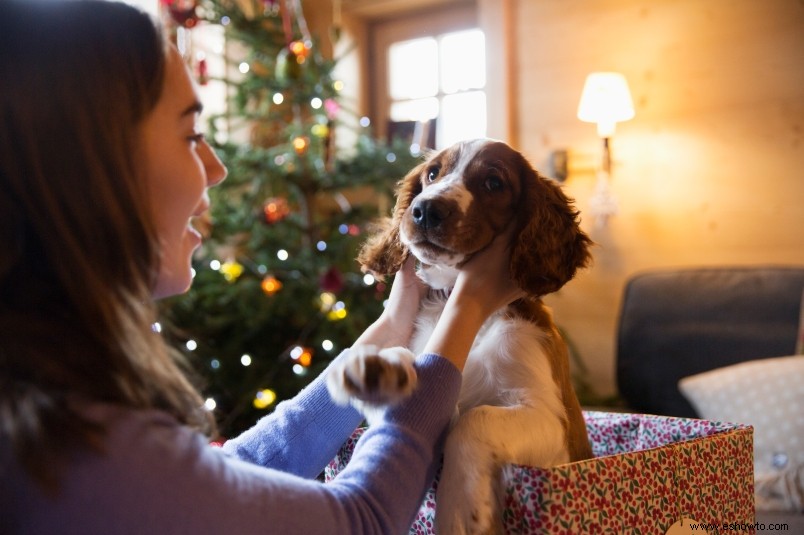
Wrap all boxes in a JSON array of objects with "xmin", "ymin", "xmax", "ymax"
[
  {"xmin": 334, "ymin": 0, "xmax": 804, "ymax": 398},
  {"xmin": 490, "ymin": 0, "xmax": 804, "ymax": 398}
]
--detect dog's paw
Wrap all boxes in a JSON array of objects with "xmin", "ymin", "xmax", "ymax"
[{"xmin": 326, "ymin": 345, "xmax": 417, "ymax": 408}]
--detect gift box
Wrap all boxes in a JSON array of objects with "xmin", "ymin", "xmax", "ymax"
[{"xmin": 325, "ymin": 411, "xmax": 755, "ymax": 534}]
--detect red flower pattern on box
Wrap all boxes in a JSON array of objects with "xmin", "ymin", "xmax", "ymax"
[{"xmin": 324, "ymin": 412, "xmax": 755, "ymax": 534}]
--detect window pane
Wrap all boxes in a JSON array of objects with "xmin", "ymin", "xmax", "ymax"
[
  {"xmin": 389, "ymin": 38, "xmax": 438, "ymax": 100},
  {"xmin": 439, "ymin": 91, "xmax": 486, "ymax": 147},
  {"xmin": 390, "ymin": 98, "xmax": 439, "ymax": 122},
  {"xmin": 440, "ymin": 29, "xmax": 485, "ymax": 94}
]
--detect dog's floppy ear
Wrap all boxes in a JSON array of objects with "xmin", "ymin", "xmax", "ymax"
[
  {"xmin": 510, "ymin": 160, "xmax": 593, "ymax": 296},
  {"xmin": 357, "ymin": 161, "xmax": 426, "ymax": 277},
  {"xmin": 356, "ymin": 217, "xmax": 407, "ymax": 278}
]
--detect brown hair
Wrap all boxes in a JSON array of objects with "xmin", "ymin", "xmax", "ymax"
[{"xmin": 0, "ymin": 0, "xmax": 212, "ymax": 492}]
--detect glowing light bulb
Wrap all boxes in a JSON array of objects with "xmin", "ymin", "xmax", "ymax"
[
  {"xmin": 319, "ymin": 292, "xmax": 336, "ymax": 312},
  {"xmin": 220, "ymin": 260, "xmax": 244, "ymax": 282},
  {"xmin": 253, "ymin": 388, "xmax": 277, "ymax": 409},
  {"xmin": 298, "ymin": 348, "xmax": 313, "ymax": 367},
  {"xmin": 311, "ymin": 123, "xmax": 329, "ymax": 138},
  {"xmin": 292, "ymin": 136, "xmax": 309, "ymax": 154},
  {"xmin": 261, "ymin": 275, "xmax": 283, "ymax": 295},
  {"xmin": 327, "ymin": 302, "xmax": 348, "ymax": 321}
]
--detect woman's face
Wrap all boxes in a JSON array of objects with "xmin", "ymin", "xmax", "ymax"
[{"xmin": 141, "ymin": 47, "xmax": 226, "ymax": 299}]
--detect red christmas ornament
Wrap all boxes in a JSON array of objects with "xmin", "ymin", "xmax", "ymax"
[
  {"xmin": 196, "ymin": 57, "xmax": 208, "ymax": 85},
  {"xmin": 263, "ymin": 197, "xmax": 290, "ymax": 224},
  {"xmin": 289, "ymin": 40, "xmax": 311, "ymax": 62},
  {"xmin": 162, "ymin": 0, "xmax": 199, "ymax": 28},
  {"xmin": 319, "ymin": 266, "xmax": 344, "ymax": 294},
  {"xmin": 373, "ymin": 281, "xmax": 388, "ymax": 300}
]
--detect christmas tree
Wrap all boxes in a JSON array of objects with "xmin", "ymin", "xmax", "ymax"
[{"xmin": 157, "ymin": 0, "xmax": 421, "ymax": 438}]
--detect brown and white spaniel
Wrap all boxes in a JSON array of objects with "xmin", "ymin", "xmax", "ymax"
[{"xmin": 328, "ymin": 139, "xmax": 593, "ymax": 534}]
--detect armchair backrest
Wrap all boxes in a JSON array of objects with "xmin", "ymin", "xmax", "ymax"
[{"xmin": 616, "ymin": 266, "xmax": 804, "ymax": 417}]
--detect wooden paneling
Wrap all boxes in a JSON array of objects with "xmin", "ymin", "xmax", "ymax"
[
  {"xmin": 335, "ymin": 0, "xmax": 804, "ymax": 398},
  {"xmin": 509, "ymin": 0, "xmax": 804, "ymax": 397}
]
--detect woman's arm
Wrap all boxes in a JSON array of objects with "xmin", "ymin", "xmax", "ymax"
[
  {"xmin": 220, "ymin": 350, "xmax": 364, "ymax": 478},
  {"xmin": 21, "ymin": 352, "xmax": 462, "ymax": 535},
  {"xmin": 352, "ymin": 256, "xmax": 427, "ymax": 349},
  {"xmin": 222, "ymin": 257, "xmax": 427, "ymax": 477}
]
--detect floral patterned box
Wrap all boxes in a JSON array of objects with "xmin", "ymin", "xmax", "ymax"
[{"xmin": 325, "ymin": 411, "xmax": 755, "ymax": 534}]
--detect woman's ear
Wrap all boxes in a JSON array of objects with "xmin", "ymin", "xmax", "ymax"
[
  {"xmin": 510, "ymin": 165, "xmax": 593, "ymax": 296},
  {"xmin": 356, "ymin": 161, "xmax": 426, "ymax": 277}
]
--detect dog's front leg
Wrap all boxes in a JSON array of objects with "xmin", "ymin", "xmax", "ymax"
[{"xmin": 435, "ymin": 405, "xmax": 569, "ymax": 535}]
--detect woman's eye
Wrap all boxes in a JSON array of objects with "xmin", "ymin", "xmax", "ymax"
[
  {"xmin": 426, "ymin": 166, "xmax": 440, "ymax": 182},
  {"xmin": 188, "ymin": 132, "xmax": 205, "ymax": 145},
  {"xmin": 485, "ymin": 175, "xmax": 503, "ymax": 192}
]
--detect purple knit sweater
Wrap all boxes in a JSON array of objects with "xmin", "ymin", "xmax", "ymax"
[{"xmin": 1, "ymin": 353, "xmax": 460, "ymax": 534}]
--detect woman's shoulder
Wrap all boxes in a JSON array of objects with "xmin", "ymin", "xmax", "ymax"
[{"xmin": 77, "ymin": 400, "xmax": 214, "ymax": 462}]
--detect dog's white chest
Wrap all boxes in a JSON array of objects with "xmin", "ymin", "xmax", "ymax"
[{"xmin": 409, "ymin": 294, "xmax": 556, "ymax": 415}]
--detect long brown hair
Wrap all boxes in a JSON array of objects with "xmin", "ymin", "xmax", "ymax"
[{"xmin": 0, "ymin": 0, "xmax": 213, "ymax": 492}]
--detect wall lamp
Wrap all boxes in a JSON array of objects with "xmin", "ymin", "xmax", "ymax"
[{"xmin": 577, "ymin": 72, "xmax": 634, "ymax": 227}]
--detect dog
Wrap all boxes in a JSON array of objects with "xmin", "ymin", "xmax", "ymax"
[{"xmin": 327, "ymin": 139, "xmax": 593, "ymax": 534}]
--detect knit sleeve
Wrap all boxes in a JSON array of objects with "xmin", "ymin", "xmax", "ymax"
[
  {"xmin": 11, "ymin": 353, "xmax": 461, "ymax": 535},
  {"xmin": 221, "ymin": 350, "xmax": 365, "ymax": 479},
  {"xmin": 233, "ymin": 352, "xmax": 462, "ymax": 533}
]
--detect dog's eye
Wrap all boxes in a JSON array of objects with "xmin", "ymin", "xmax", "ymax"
[
  {"xmin": 426, "ymin": 165, "xmax": 440, "ymax": 182},
  {"xmin": 485, "ymin": 175, "xmax": 504, "ymax": 192}
]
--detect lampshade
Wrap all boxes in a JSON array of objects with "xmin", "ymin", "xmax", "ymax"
[{"xmin": 577, "ymin": 72, "xmax": 634, "ymax": 137}]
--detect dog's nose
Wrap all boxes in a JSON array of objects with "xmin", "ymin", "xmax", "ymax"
[{"xmin": 411, "ymin": 199, "xmax": 449, "ymax": 229}]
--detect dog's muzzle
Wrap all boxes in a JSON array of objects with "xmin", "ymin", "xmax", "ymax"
[{"xmin": 411, "ymin": 198, "xmax": 452, "ymax": 230}]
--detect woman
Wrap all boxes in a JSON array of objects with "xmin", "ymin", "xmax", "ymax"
[{"xmin": 0, "ymin": 1, "xmax": 522, "ymax": 533}]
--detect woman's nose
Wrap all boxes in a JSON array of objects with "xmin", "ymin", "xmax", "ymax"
[{"xmin": 200, "ymin": 139, "xmax": 227, "ymax": 187}]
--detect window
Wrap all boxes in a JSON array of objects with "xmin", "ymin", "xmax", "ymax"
[
  {"xmin": 369, "ymin": 4, "xmax": 486, "ymax": 150},
  {"xmin": 387, "ymin": 29, "xmax": 486, "ymax": 149}
]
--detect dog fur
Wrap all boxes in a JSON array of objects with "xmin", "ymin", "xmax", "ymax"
[{"xmin": 327, "ymin": 139, "xmax": 593, "ymax": 534}]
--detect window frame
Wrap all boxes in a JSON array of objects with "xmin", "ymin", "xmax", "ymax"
[{"xmin": 367, "ymin": 3, "xmax": 479, "ymax": 144}]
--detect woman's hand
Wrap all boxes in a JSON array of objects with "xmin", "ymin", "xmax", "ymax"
[
  {"xmin": 451, "ymin": 227, "xmax": 526, "ymax": 318},
  {"xmin": 377, "ymin": 256, "xmax": 428, "ymax": 344},
  {"xmin": 423, "ymin": 228, "xmax": 525, "ymax": 371},
  {"xmin": 353, "ymin": 256, "xmax": 427, "ymax": 349}
]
